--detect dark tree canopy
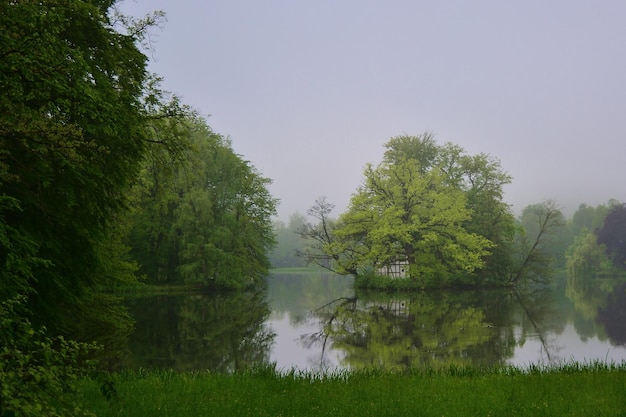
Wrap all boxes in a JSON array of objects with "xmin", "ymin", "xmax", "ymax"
[
  {"xmin": 0, "ymin": 0, "xmax": 152, "ymax": 333},
  {"xmin": 596, "ymin": 203, "xmax": 626, "ymax": 270}
]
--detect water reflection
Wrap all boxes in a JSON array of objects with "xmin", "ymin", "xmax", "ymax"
[
  {"xmin": 265, "ymin": 272, "xmax": 354, "ymax": 371},
  {"xmin": 297, "ymin": 289, "xmax": 524, "ymax": 370},
  {"xmin": 266, "ymin": 272, "xmax": 626, "ymax": 371},
  {"xmin": 115, "ymin": 271, "xmax": 626, "ymax": 372},
  {"xmin": 599, "ymin": 282, "xmax": 626, "ymax": 345},
  {"xmin": 122, "ymin": 288, "xmax": 274, "ymax": 372},
  {"xmin": 567, "ymin": 273, "xmax": 626, "ymax": 346}
]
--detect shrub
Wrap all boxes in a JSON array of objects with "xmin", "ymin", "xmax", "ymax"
[{"xmin": 0, "ymin": 296, "xmax": 100, "ymax": 417}]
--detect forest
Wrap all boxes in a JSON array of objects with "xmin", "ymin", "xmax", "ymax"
[
  {"xmin": 1, "ymin": 1, "xmax": 625, "ymax": 416},
  {"xmin": 0, "ymin": 2, "xmax": 278, "ymax": 415}
]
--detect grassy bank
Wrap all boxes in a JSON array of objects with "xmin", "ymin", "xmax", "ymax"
[{"xmin": 78, "ymin": 363, "xmax": 626, "ymax": 417}]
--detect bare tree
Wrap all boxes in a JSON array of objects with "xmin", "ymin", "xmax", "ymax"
[
  {"xmin": 296, "ymin": 197, "xmax": 359, "ymax": 275},
  {"xmin": 508, "ymin": 200, "xmax": 565, "ymax": 285}
]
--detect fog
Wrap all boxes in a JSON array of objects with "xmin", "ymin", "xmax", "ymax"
[{"xmin": 121, "ymin": 0, "xmax": 626, "ymax": 220}]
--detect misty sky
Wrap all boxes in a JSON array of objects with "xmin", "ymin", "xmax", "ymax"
[{"xmin": 120, "ymin": 1, "xmax": 626, "ymax": 220}]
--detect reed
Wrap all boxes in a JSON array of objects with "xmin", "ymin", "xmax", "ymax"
[{"xmin": 78, "ymin": 362, "xmax": 626, "ymax": 417}]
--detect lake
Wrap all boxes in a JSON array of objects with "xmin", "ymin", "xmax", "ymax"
[{"xmin": 117, "ymin": 271, "xmax": 626, "ymax": 372}]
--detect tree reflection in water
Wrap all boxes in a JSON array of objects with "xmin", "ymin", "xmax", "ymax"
[
  {"xmin": 567, "ymin": 273, "xmax": 626, "ymax": 346},
  {"xmin": 598, "ymin": 281, "xmax": 626, "ymax": 345},
  {"xmin": 303, "ymin": 290, "xmax": 503, "ymax": 370},
  {"xmin": 122, "ymin": 288, "xmax": 275, "ymax": 372},
  {"xmin": 299, "ymin": 283, "xmax": 623, "ymax": 371},
  {"xmin": 108, "ymin": 272, "xmax": 626, "ymax": 372}
]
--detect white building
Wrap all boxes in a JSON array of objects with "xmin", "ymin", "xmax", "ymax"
[{"xmin": 376, "ymin": 258, "xmax": 409, "ymax": 278}]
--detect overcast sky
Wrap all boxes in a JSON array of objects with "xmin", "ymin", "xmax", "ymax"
[{"xmin": 120, "ymin": 0, "xmax": 625, "ymax": 220}]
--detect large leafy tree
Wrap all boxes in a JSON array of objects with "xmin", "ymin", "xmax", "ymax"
[
  {"xmin": 126, "ymin": 112, "xmax": 193, "ymax": 282},
  {"xmin": 128, "ymin": 117, "xmax": 278, "ymax": 288},
  {"xmin": 384, "ymin": 135, "xmax": 515, "ymax": 278},
  {"xmin": 446, "ymin": 150, "xmax": 516, "ymax": 278},
  {"xmin": 301, "ymin": 134, "xmax": 515, "ymax": 285},
  {"xmin": 176, "ymin": 129, "xmax": 277, "ymax": 287},
  {"xmin": 314, "ymin": 133, "xmax": 513, "ymax": 285},
  {"xmin": 0, "ymin": 0, "xmax": 157, "ymax": 333},
  {"xmin": 337, "ymin": 154, "xmax": 493, "ymax": 284}
]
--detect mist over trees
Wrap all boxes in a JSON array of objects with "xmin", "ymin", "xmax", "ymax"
[
  {"xmin": 508, "ymin": 201, "xmax": 566, "ymax": 285},
  {"xmin": 269, "ymin": 213, "xmax": 308, "ymax": 268},
  {"xmin": 566, "ymin": 201, "xmax": 626, "ymax": 276}
]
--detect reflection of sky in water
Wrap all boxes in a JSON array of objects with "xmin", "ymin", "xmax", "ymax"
[
  {"xmin": 267, "ymin": 312, "xmax": 346, "ymax": 373},
  {"xmin": 267, "ymin": 311, "xmax": 626, "ymax": 372},
  {"xmin": 263, "ymin": 274, "xmax": 626, "ymax": 372},
  {"xmin": 508, "ymin": 323, "xmax": 626, "ymax": 368}
]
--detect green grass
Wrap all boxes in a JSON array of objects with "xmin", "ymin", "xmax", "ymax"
[{"xmin": 78, "ymin": 363, "xmax": 626, "ymax": 417}]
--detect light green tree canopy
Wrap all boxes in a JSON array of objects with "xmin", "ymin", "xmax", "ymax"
[
  {"xmin": 337, "ymin": 155, "xmax": 493, "ymax": 283},
  {"xmin": 301, "ymin": 133, "xmax": 516, "ymax": 287},
  {"xmin": 301, "ymin": 134, "xmax": 518, "ymax": 286},
  {"xmin": 385, "ymin": 134, "xmax": 516, "ymax": 280}
]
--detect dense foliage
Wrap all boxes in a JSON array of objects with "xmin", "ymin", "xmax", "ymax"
[
  {"xmin": 299, "ymin": 134, "xmax": 520, "ymax": 287},
  {"xmin": 0, "ymin": 0, "xmax": 153, "ymax": 334},
  {"xmin": 1, "ymin": 0, "xmax": 278, "ymax": 316},
  {"xmin": 566, "ymin": 201, "xmax": 626, "ymax": 276},
  {"xmin": 596, "ymin": 203, "xmax": 626, "ymax": 270},
  {"xmin": 0, "ymin": 296, "xmax": 99, "ymax": 417},
  {"xmin": 127, "ymin": 117, "xmax": 277, "ymax": 288},
  {"xmin": 1, "ymin": 1, "xmax": 278, "ymax": 414}
]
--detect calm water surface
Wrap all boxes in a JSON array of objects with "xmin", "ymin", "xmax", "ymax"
[{"xmin": 120, "ymin": 272, "xmax": 626, "ymax": 372}]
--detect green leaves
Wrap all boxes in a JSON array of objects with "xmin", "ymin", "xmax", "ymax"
[
  {"xmin": 0, "ymin": 296, "xmax": 100, "ymax": 417},
  {"xmin": 336, "ymin": 135, "xmax": 497, "ymax": 284},
  {"xmin": 0, "ymin": 0, "xmax": 155, "ymax": 334},
  {"xmin": 127, "ymin": 117, "xmax": 277, "ymax": 288},
  {"xmin": 566, "ymin": 232, "xmax": 611, "ymax": 277}
]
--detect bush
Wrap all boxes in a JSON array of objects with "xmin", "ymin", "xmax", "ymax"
[
  {"xmin": 0, "ymin": 296, "xmax": 100, "ymax": 417},
  {"xmin": 354, "ymin": 273, "xmax": 428, "ymax": 290}
]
